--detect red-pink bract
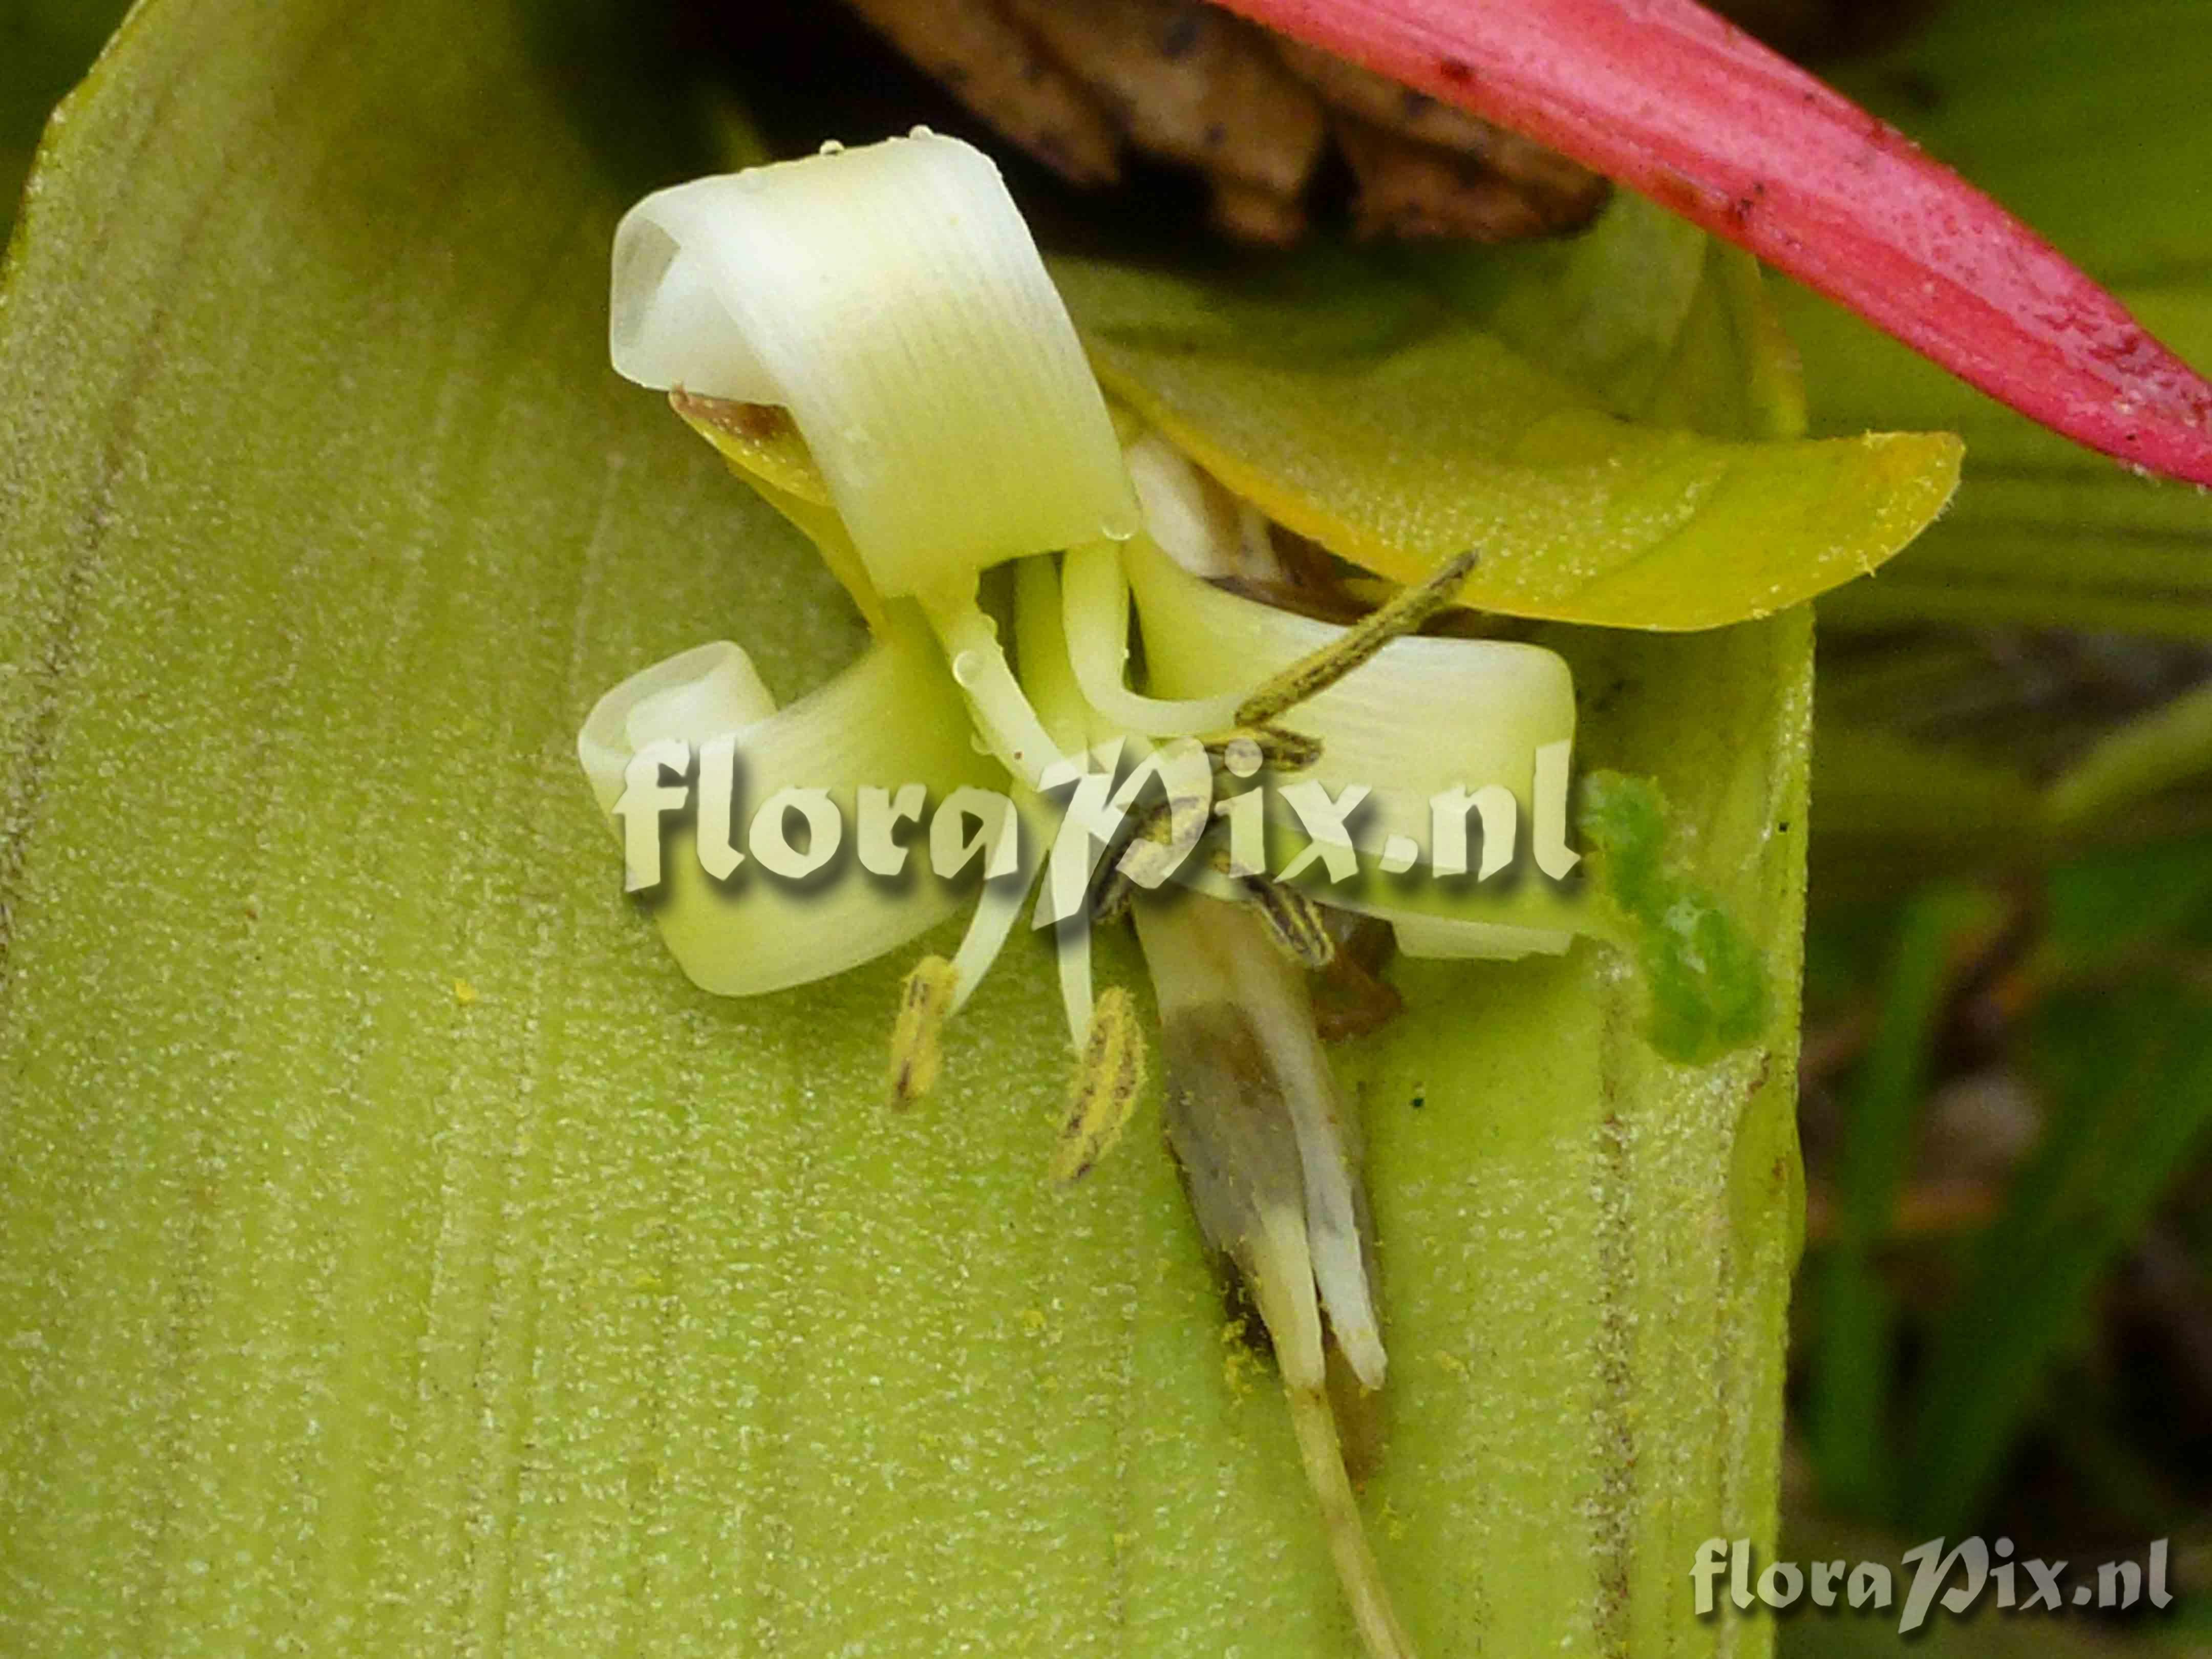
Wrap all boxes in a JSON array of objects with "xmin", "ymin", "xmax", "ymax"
[{"xmin": 1218, "ymin": 0, "xmax": 2212, "ymax": 485}]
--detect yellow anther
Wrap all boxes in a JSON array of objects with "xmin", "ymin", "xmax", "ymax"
[
  {"xmin": 1203, "ymin": 724, "xmax": 1323, "ymax": 774},
  {"xmin": 1051, "ymin": 986, "xmax": 1147, "ymax": 1182},
  {"xmin": 1091, "ymin": 793, "xmax": 1196, "ymax": 923},
  {"xmin": 1244, "ymin": 878, "xmax": 1338, "ymax": 970},
  {"xmin": 886, "ymin": 954, "xmax": 959, "ymax": 1107}
]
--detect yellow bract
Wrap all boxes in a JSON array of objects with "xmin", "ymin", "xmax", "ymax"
[{"xmin": 1054, "ymin": 258, "xmax": 1963, "ymax": 631}]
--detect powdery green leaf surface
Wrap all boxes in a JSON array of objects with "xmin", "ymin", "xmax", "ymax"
[
  {"xmin": 1578, "ymin": 772, "xmax": 1770, "ymax": 1066},
  {"xmin": 1052, "ymin": 255, "xmax": 1959, "ymax": 632},
  {"xmin": 0, "ymin": 0, "xmax": 131, "ymax": 240},
  {"xmin": 1402, "ymin": 190, "xmax": 1806, "ymax": 446},
  {"xmin": 0, "ymin": 1, "xmax": 1809, "ymax": 1653}
]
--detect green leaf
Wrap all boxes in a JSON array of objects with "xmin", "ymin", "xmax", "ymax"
[
  {"xmin": 1805, "ymin": 722, "xmax": 2046, "ymax": 900},
  {"xmin": 1903, "ymin": 972, "xmax": 2212, "ymax": 1534},
  {"xmin": 2044, "ymin": 676, "xmax": 2212, "ymax": 830},
  {"xmin": 1397, "ymin": 189, "xmax": 1807, "ymax": 444},
  {"xmin": 1789, "ymin": 0, "xmax": 2212, "ymax": 641},
  {"xmin": 1053, "ymin": 251, "xmax": 1960, "ymax": 632},
  {"xmin": 0, "ymin": 2, "xmax": 1810, "ymax": 1653},
  {"xmin": 1800, "ymin": 889, "xmax": 1997, "ymax": 1520},
  {"xmin": 1790, "ymin": 286, "xmax": 2212, "ymax": 639},
  {"xmin": 1820, "ymin": 0, "xmax": 2212, "ymax": 292},
  {"xmin": 2042, "ymin": 832, "xmax": 2212, "ymax": 972}
]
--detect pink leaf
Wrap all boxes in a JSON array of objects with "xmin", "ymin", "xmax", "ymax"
[{"xmin": 1217, "ymin": 0, "xmax": 2212, "ymax": 485}]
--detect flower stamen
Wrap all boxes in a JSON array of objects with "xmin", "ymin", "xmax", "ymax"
[
  {"xmin": 887, "ymin": 954, "xmax": 959, "ymax": 1106},
  {"xmin": 1242, "ymin": 875, "xmax": 1338, "ymax": 970},
  {"xmin": 1235, "ymin": 546, "xmax": 1482, "ymax": 727},
  {"xmin": 1051, "ymin": 985, "xmax": 1148, "ymax": 1182}
]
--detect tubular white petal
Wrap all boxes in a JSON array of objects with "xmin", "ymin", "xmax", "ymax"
[
  {"xmin": 1313, "ymin": 876, "xmax": 1608, "ymax": 963},
  {"xmin": 577, "ymin": 630, "xmax": 1005, "ymax": 996},
  {"xmin": 1387, "ymin": 913, "xmax": 1576, "ymax": 961},
  {"xmin": 1121, "ymin": 532, "xmax": 1596, "ymax": 961},
  {"xmin": 579, "ymin": 642, "xmax": 775, "ymax": 818},
  {"xmin": 1125, "ymin": 536, "xmax": 1577, "ymax": 863},
  {"xmin": 610, "ymin": 134, "xmax": 1137, "ymax": 597}
]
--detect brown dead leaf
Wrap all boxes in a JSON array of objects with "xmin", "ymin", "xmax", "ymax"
[
  {"xmin": 834, "ymin": 0, "xmax": 1610, "ymax": 244},
  {"xmin": 840, "ymin": 0, "xmax": 1121, "ymax": 185}
]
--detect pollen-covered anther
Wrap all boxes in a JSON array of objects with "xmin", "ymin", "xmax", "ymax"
[
  {"xmin": 1051, "ymin": 985, "xmax": 1147, "ymax": 1182},
  {"xmin": 1090, "ymin": 781, "xmax": 1205, "ymax": 924},
  {"xmin": 1235, "ymin": 547, "xmax": 1481, "ymax": 727},
  {"xmin": 1244, "ymin": 878, "xmax": 1338, "ymax": 970},
  {"xmin": 887, "ymin": 954, "xmax": 960, "ymax": 1107},
  {"xmin": 1204, "ymin": 722, "xmax": 1321, "ymax": 774}
]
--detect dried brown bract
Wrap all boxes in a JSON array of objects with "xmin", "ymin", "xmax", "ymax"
[
  {"xmin": 1272, "ymin": 36, "xmax": 1610, "ymax": 236},
  {"xmin": 837, "ymin": 0, "xmax": 1609, "ymax": 243},
  {"xmin": 838, "ymin": 0, "xmax": 1121, "ymax": 185},
  {"xmin": 1005, "ymin": 0, "xmax": 1327, "ymax": 232}
]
